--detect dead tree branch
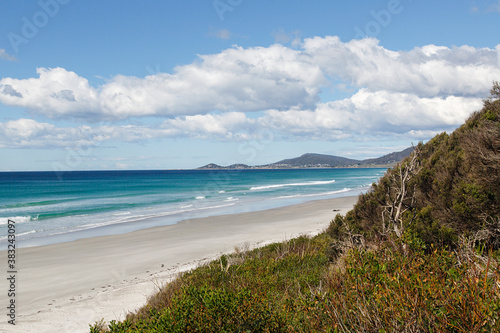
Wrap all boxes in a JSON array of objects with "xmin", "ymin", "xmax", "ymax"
[{"xmin": 381, "ymin": 145, "xmax": 422, "ymax": 239}]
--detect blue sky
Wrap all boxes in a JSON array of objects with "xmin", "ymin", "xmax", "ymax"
[{"xmin": 0, "ymin": 0, "xmax": 499, "ymax": 171}]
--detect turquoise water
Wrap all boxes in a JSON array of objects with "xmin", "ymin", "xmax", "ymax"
[{"xmin": 0, "ymin": 168, "xmax": 386, "ymax": 247}]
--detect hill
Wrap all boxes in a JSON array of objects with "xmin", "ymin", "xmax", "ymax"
[
  {"xmin": 268, "ymin": 153, "xmax": 361, "ymax": 168},
  {"xmin": 360, "ymin": 146, "xmax": 414, "ymax": 165},
  {"xmin": 198, "ymin": 163, "xmax": 250, "ymax": 169},
  {"xmin": 198, "ymin": 147, "xmax": 413, "ymax": 169}
]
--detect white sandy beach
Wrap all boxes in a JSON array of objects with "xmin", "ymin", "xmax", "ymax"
[{"xmin": 0, "ymin": 195, "xmax": 357, "ymax": 333}]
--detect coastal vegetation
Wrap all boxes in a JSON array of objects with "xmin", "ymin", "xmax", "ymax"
[{"xmin": 91, "ymin": 83, "xmax": 500, "ymax": 332}]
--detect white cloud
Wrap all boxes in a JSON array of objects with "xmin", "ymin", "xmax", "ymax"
[
  {"xmin": 261, "ymin": 89, "xmax": 483, "ymax": 140},
  {"xmin": 0, "ymin": 68, "xmax": 100, "ymax": 119},
  {"xmin": 0, "ymin": 49, "xmax": 17, "ymax": 62},
  {"xmin": 165, "ymin": 112, "xmax": 254, "ymax": 139},
  {"xmin": 0, "ymin": 88, "xmax": 483, "ymax": 149},
  {"xmin": 1, "ymin": 37, "xmax": 497, "ymax": 122},
  {"xmin": 0, "ymin": 113, "xmax": 257, "ymax": 148},
  {"xmin": 0, "ymin": 119, "xmax": 95, "ymax": 148},
  {"xmin": 302, "ymin": 36, "xmax": 500, "ymax": 97},
  {"xmin": 0, "ymin": 44, "xmax": 325, "ymax": 120},
  {"xmin": 0, "ymin": 36, "xmax": 498, "ymax": 148}
]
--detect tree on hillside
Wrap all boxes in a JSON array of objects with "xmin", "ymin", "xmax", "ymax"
[{"xmin": 381, "ymin": 144, "xmax": 422, "ymax": 239}]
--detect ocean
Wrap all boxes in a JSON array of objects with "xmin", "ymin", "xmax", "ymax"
[{"xmin": 0, "ymin": 168, "xmax": 386, "ymax": 247}]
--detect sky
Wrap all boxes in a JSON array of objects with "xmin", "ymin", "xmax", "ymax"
[{"xmin": 0, "ymin": 0, "xmax": 499, "ymax": 171}]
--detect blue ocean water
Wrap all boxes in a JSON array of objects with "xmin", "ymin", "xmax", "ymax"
[{"xmin": 0, "ymin": 168, "xmax": 386, "ymax": 247}]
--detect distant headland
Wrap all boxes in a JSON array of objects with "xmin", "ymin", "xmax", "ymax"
[{"xmin": 197, "ymin": 147, "xmax": 413, "ymax": 170}]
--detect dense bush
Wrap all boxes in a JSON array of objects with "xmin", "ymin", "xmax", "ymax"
[
  {"xmin": 91, "ymin": 233, "xmax": 500, "ymax": 332},
  {"xmin": 338, "ymin": 83, "xmax": 500, "ymax": 248}
]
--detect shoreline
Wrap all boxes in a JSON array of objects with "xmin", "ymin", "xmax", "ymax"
[
  {"xmin": 196, "ymin": 165, "xmax": 395, "ymax": 170},
  {"xmin": 14, "ymin": 187, "xmax": 367, "ymax": 249},
  {"xmin": 0, "ymin": 195, "xmax": 358, "ymax": 333}
]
